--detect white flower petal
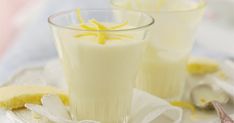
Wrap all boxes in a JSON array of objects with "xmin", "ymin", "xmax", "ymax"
[
  {"xmin": 41, "ymin": 94, "xmax": 71, "ymax": 120},
  {"xmin": 25, "ymin": 104, "xmax": 76, "ymax": 123},
  {"xmin": 222, "ymin": 60, "xmax": 234, "ymax": 80}
]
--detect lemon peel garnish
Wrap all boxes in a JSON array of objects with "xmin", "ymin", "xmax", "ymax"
[
  {"xmin": 98, "ymin": 32, "xmax": 107, "ymax": 44},
  {"xmin": 170, "ymin": 101, "xmax": 196, "ymax": 113},
  {"xmin": 75, "ymin": 32, "xmax": 97, "ymax": 38},
  {"xmin": 76, "ymin": 9, "xmax": 84, "ymax": 24},
  {"xmin": 80, "ymin": 24, "xmax": 96, "ymax": 30},
  {"xmin": 89, "ymin": 19, "xmax": 109, "ymax": 30},
  {"xmin": 74, "ymin": 9, "xmax": 133, "ymax": 45},
  {"xmin": 110, "ymin": 21, "xmax": 129, "ymax": 30},
  {"xmin": 88, "ymin": 19, "xmax": 109, "ymax": 44},
  {"xmin": 89, "ymin": 20, "xmax": 129, "ymax": 31}
]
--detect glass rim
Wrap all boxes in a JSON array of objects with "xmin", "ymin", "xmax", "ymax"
[
  {"xmin": 111, "ymin": 0, "xmax": 206, "ymax": 13},
  {"xmin": 48, "ymin": 8, "xmax": 155, "ymax": 32}
]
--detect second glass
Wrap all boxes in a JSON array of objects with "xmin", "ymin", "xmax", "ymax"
[
  {"xmin": 112, "ymin": 0, "xmax": 206, "ymax": 100},
  {"xmin": 49, "ymin": 9, "xmax": 154, "ymax": 123}
]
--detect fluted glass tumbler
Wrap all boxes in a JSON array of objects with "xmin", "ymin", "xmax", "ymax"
[
  {"xmin": 112, "ymin": 0, "xmax": 206, "ymax": 100},
  {"xmin": 48, "ymin": 9, "xmax": 154, "ymax": 123}
]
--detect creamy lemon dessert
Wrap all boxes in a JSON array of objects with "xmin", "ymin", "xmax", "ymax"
[
  {"xmin": 136, "ymin": 45, "xmax": 188, "ymax": 99},
  {"xmin": 112, "ymin": 0, "xmax": 205, "ymax": 100},
  {"xmin": 58, "ymin": 26, "xmax": 144, "ymax": 123},
  {"xmin": 51, "ymin": 10, "xmax": 150, "ymax": 123},
  {"xmin": 114, "ymin": 0, "xmax": 198, "ymax": 11},
  {"xmin": 62, "ymin": 34, "xmax": 144, "ymax": 123}
]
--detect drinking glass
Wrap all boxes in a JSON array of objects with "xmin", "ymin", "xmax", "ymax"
[
  {"xmin": 48, "ymin": 9, "xmax": 154, "ymax": 123},
  {"xmin": 112, "ymin": 0, "xmax": 206, "ymax": 100}
]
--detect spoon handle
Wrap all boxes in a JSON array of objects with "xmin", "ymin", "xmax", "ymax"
[{"xmin": 212, "ymin": 101, "xmax": 234, "ymax": 123}]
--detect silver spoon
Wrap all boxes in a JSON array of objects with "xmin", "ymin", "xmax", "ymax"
[
  {"xmin": 191, "ymin": 84, "xmax": 229, "ymax": 110},
  {"xmin": 211, "ymin": 101, "xmax": 234, "ymax": 123},
  {"xmin": 191, "ymin": 84, "xmax": 234, "ymax": 123}
]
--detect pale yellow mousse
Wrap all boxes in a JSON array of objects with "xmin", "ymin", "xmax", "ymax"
[
  {"xmin": 54, "ymin": 9, "xmax": 145, "ymax": 123},
  {"xmin": 114, "ymin": 1, "xmax": 205, "ymax": 100},
  {"xmin": 115, "ymin": 0, "xmax": 205, "ymax": 11},
  {"xmin": 0, "ymin": 85, "xmax": 69, "ymax": 110}
]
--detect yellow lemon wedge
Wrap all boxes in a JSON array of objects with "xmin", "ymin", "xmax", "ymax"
[
  {"xmin": 0, "ymin": 85, "xmax": 69, "ymax": 110},
  {"xmin": 74, "ymin": 9, "xmax": 132, "ymax": 45},
  {"xmin": 170, "ymin": 101, "xmax": 196, "ymax": 113},
  {"xmin": 187, "ymin": 57, "xmax": 219, "ymax": 75}
]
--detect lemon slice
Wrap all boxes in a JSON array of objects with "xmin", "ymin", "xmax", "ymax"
[
  {"xmin": 0, "ymin": 85, "xmax": 69, "ymax": 110},
  {"xmin": 171, "ymin": 101, "xmax": 196, "ymax": 113},
  {"xmin": 110, "ymin": 21, "xmax": 129, "ymax": 30},
  {"xmin": 187, "ymin": 57, "xmax": 219, "ymax": 75}
]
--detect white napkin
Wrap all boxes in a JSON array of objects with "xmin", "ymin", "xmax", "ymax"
[
  {"xmin": 207, "ymin": 59, "xmax": 234, "ymax": 101},
  {"xmin": 24, "ymin": 91, "xmax": 182, "ymax": 123},
  {"xmin": 191, "ymin": 59, "xmax": 234, "ymax": 123},
  {"xmin": 47, "ymin": 61, "xmax": 183, "ymax": 123},
  {"xmin": 6, "ymin": 59, "xmax": 234, "ymax": 123},
  {"xmin": 6, "ymin": 59, "xmax": 182, "ymax": 123},
  {"xmin": 130, "ymin": 90, "xmax": 182, "ymax": 123},
  {"xmin": 44, "ymin": 60, "xmax": 182, "ymax": 123},
  {"xmin": 0, "ymin": 110, "xmax": 12, "ymax": 123}
]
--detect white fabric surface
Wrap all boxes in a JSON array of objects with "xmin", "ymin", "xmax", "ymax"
[
  {"xmin": 3, "ymin": 60, "xmax": 183, "ymax": 123},
  {"xmin": 21, "ymin": 90, "xmax": 182, "ymax": 123},
  {"xmin": 2, "ymin": 59, "xmax": 234, "ymax": 123}
]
